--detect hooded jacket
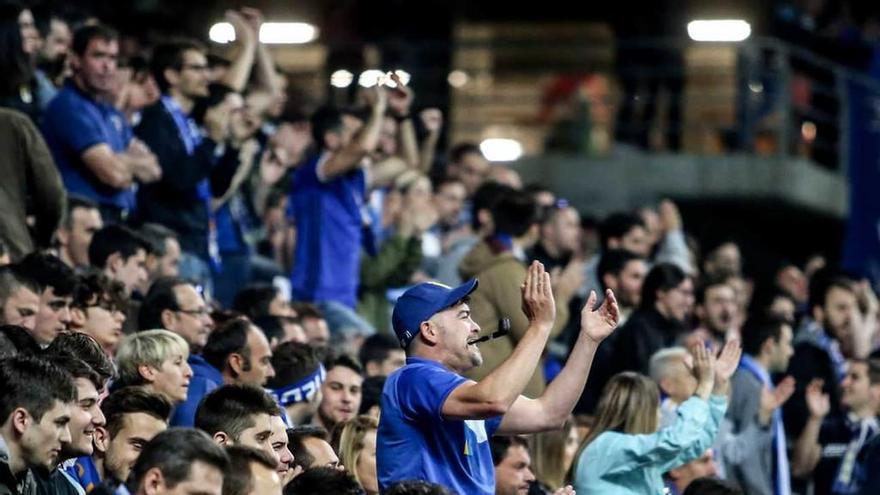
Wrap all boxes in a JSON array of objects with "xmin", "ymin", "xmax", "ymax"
[{"xmin": 0, "ymin": 435, "xmax": 37, "ymax": 495}]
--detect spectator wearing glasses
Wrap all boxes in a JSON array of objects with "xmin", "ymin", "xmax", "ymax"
[{"xmin": 42, "ymin": 24, "xmax": 160, "ymax": 223}]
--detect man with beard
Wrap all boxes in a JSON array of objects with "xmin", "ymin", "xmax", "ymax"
[
  {"xmin": 376, "ymin": 262, "xmax": 619, "ymax": 494},
  {"xmin": 33, "ymin": 8, "xmax": 71, "ymax": 105},
  {"xmin": 596, "ymin": 249, "xmax": 647, "ymax": 326},
  {"xmin": 693, "ymin": 278, "xmax": 740, "ymax": 350},
  {"xmin": 310, "ymin": 356, "xmax": 363, "ymax": 434},
  {"xmin": 41, "ymin": 24, "xmax": 160, "ymax": 223},
  {"xmin": 785, "ymin": 272, "xmax": 874, "ymax": 439}
]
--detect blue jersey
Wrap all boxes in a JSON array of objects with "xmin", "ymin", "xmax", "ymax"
[
  {"xmin": 42, "ymin": 80, "xmax": 134, "ymax": 210},
  {"xmin": 288, "ymin": 152, "xmax": 366, "ymax": 308},
  {"xmin": 377, "ymin": 357, "xmax": 502, "ymax": 494}
]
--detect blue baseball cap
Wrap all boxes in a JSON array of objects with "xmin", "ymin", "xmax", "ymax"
[{"xmin": 391, "ymin": 279, "xmax": 479, "ymax": 349}]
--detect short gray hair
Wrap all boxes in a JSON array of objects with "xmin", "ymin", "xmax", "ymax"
[{"xmin": 648, "ymin": 347, "xmax": 689, "ymax": 383}]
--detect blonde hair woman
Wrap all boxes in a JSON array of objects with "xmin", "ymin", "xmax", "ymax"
[
  {"xmin": 115, "ymin": 329, "xmax": 193, "ymax": 404},
  {"xmin": 570, "ymin": 340, "xmax": 740, "ymax": 494},
  {"xmin": 334, "ymin": 415, "xmax": 380, "ymax": 495}
]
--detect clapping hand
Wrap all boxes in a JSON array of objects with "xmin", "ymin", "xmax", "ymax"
[
  {"xmin": 759, "ymin": 376, "xmax": 795, "ymax": 426},
  {"xmin": 690, "ymin": 341, "xmax": 716, "ymax": 400},
  {"xmin": 805, "ymin": 379, "xmax": 830, "ymax": 419},
  {"xmin": 521, "ymin": 261, "xmax": 556, "ymax": 331},
  {"xmin": 579, "ymin": 289, "xmax": 619, "ymax": 344},
  {"xmin": 553, "ymin": 486, "xmax": 576, "ymax": 495},
  {"xmin": 712, "ymin": 339, "xmax": 742, "ymax": 395}
]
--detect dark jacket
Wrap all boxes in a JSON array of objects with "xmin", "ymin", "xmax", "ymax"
[
  {"xmin": 0, "ymin": 436, "xmax": 37, "ymax": 495},
  {"xmin": 134, "ymin": 101, "xmax": 237, "ymax": 260},
  {"xmin": 608, "ymin": 306, "xmax": 687, "ymax": 376},
  {"xmin": 0, "ymin": 108, "xmax": 65, "ymax": 261}
]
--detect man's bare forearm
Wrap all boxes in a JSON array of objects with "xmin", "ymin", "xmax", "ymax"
[{"xmin": 534, "ymin": 333, "xmax": 599, "ymax": 427}]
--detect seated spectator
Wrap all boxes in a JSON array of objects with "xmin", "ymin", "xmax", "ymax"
[
  {"xmin": 311, "ymin": 355, "xmax": 363, "ymax": 433},
  {"xmin": 74, "ymin": 387, "xmax": 171, "ymax": 491},
  {"xmin": 202, "ymin": 317, "xmax": 275, "ymax": 387},
  {"xmin": 527, "ymin": 417, "xmax": 579, "ymax": 493},
  {"xmin": 69, "ymin": 272, "xmax": 127, "ymax": 356},
  {"xmin": 0, "ymin": 264, "xmax": 41, "ymax": 331},
  {"xmin": 571, "ymin": 340, "xmax": 737, "ymax": 494},
  {"xmin": 292, "ymin": 303, "xmax": 330, "ymax": 350},
  {"xmin": 267, "ymin": 342, "xmax": 326, "ymax": 426},
  {"xmin": 283, "ymin": 466, "xmax": 362, "ymax": 495},
  {"xmin": 0, "ymin": 107, "xmax": 65, "ymax": 261},
  {"xmin": 267, "ymin": 414, "xmax": 296, "ymax": 486},
  {"xmin": 233, "ymin": 284, "xmax": 295, "ymax": 320},
  {"xmin": 596, "ymin": 249, "xmax": 647, "ymax": 326},
  {"xmin": 287, "ymin": 425, "xmax": 339, "ymax": 471},
  {"xmin": 358, "ymin": 334, "xmax": 406, "ymax": 377},
  {"xmin": 124, "ymin": 428, "xmax": 229, "ymax": 495},
  {"xmin": 728, "ymin": 315, "xmax": 796, "ymax": 495},
  {"xmin": 88, "ymin": 224, "xmax": 150, "ymax": 297},
  {"xmin": 665, "ymin": 450, "xmax": 720, "ymax": 495},
  {"xmin": 223, "ymin": 445, "xmax": 282, "ymax": 495},
  {"xmin": 41, "ymin": 24, "xmax": 160, "ymax": 223},
  {"xmin": 138, "ymin": 223, "xmax": 182, "ymax": 291},
  {"xmin": 460, "ymin": 189, "xmax": 571, "ymax": 398},
  {"xmin": 194, "ymin": 384, "xmax": 282, "ymax": 463},
  {"xmin": 253, "ymin": 314, "xmax": 307, "ymax": 349},
  {"xmin": 55, "ymin": 196, "xmax": 103, "ymax": 270},
  {"xmin": 0, "ymin": 355, "xmax": 76, "ymax": 495},
  {"xmin": 46, "ymin": 331, "xmax": 116, "ymax": 385},
  {"xmin": 358, "ymin": 376, "xmax": 385, "ymax": 419},
  {"xmin": 332, "ymin": 415, "xmax": 379, "ymax": 495},
  {"xmin": 791, "ymin": 359, "xmax": 880, "ymax": 494},
  {"xmin": 16, "ymin": 252, "xmax": 77, "ymax": 346},
  {"xmin": 114, "ymin": 329, "xmax": 193, "ymax": 404},
  {"xmin": 490, "ymin": 435, "xmax": 540, "ymax": 495},
  {"xmin": 135, "ymin": 39, "xmax": 234, "ymax": 291}
]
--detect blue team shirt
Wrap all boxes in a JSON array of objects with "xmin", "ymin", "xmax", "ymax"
[
  {"xmin": 288, "ymin": 152, "xmax": 366, "ymax": 308},
  {"xmin": 377, "ymin": 357, "xmax": 502, "ymax": 494},
  {"xmin": 42, "ymin": 80, "xmax": 134, "ymax": 210}
]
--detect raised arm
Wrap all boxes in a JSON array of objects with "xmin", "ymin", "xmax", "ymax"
[
  {"xmin": 441, "ymin": 261, "xmax": 556, "ymax": 419},
  {"xmin": 418, "ymin": 109, "xmax": 442, "ymax": 173},
  {"xmin": 497, "ymin": 288, "xmax": 620, "ymax": 434},
  {"xmin": 221, "ymin": 10, "xmax": 258, "ymax": 92},
  {"xmin": 319, "ymin": 85, "xmax": 387, "ymax": 180},
  {"xmin": 791, "ymin": 379, "xmax": 829, "ymax": 477}
]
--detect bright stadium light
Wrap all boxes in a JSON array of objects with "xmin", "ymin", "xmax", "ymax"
[
  {"xmin": 385, "ymin": 70, "xmax": 411, "ymax": 88},
  {"xmin": 209, "ymin": 22, "xmax": 235, "ymax": 44},
  {"xmin": 687, "ymin": 20, "xmax": 751, "ymax": 42},
  {"xmin": 260, "ymin": 22, "xmax": 318, "ymax": 44},
  {"xmin": 331, "ymin": 69, "xmax": 354, "ymax": 88},
  {"xmin": 480, "ymin": 138, "xmax": 523, "ymax": 162},
  {"xmin": 448, "ymin": 70, "xmax": 469, "ymax": 88},
  {"xmin": 358, "ymin": 70, "xmax": 386, "ymax": 87}
]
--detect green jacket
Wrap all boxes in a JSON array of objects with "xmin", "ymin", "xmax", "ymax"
[{"xmin": 357, "ymin": 234, "xmax": 423, "ymax": 334}]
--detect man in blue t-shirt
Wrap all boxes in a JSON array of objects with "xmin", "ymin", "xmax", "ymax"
[
  {"xmin": 42, "ymin": 24, "xmax": 161, "ymax": 223},
  {"xmin": 377, "ymin": 262, "xmax": 621, "ymax": 494},
  {"xmin": 288, "ymin": 86, "xmax": 388, "ymax": 335}
]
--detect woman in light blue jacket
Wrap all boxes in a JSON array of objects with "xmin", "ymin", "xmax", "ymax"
[{"xmin": 570, "ymin": 340, "xmax": 740, "ymax": 495}]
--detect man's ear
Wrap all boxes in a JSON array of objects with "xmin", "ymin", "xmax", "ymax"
[
  {"xmin": 106, "ymin": 252, "xmax": 124, "ymax": 274},
  {"xmin": 418, "ymin": 321, "xmax": 439, "ymax": 346},
  {"xmin": 142, "ymin": 467, "xmax": 166, "ymax": 495},
  {"xmin": 159, "ymin": 309, "xmax": 176, "ymax": 331},
  {"xmin": 93, "ymin": 425, "xmax": 110, "ymax": 454},
  {"xmin": 11, "ymin": 408, "xmax": 30, "ymax": 436},
  {"xmin": 228, "ymin": 353, "xmax": 245, "ymax": 376},
  {"xmin": 213, "ymin": 431, "xmax": 231, "ymax": 446}
]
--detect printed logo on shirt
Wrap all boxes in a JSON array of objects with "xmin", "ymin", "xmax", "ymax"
[{"xmin": 463, "ymin": 419, "xmax": 488, "ymax": 456}]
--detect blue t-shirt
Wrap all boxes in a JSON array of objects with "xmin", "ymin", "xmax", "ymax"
[
  {"xmin": 288, "ymin": 152, "xmax": 366, "ymax": 308},
  {"xmin": 42, "ymin": 80, "xmax": 134, "ymax": 210},
  {"xmin": 377, "ymin": 357, "xmax": 502, "ymax": 494}
]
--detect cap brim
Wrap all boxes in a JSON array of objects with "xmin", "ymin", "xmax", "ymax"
[{"xmin": 440, "ymin": 279, "xmax": 479, "ymax": 311}]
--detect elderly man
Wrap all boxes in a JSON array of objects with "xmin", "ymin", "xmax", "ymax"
[{"xmin": 377, "ymin": 262, "xmax": 619, "ymax": 494}]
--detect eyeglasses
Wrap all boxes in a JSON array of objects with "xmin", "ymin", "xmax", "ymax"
[{"xmin": 176, "ymin": 307, "xmax": 210, "ymax": 317}]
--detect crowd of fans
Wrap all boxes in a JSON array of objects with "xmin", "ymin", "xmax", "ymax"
[{"xmin": 0, "ymin": 1, "xmax": 879, "ymax": 495}]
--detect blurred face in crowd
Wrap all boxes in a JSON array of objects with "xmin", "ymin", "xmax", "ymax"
[
  {"xmin": 638, "ymin": 208, "xmax": 662, "ymax": 249},
  {"xmin": 155, "ymin": 238, "xmax": 181, "ymax": 279},
  {"xmin": 18, "ymin": 400, "xmax": 72, "ymax": 471},
  {"xmin": 456, "ymin": 152, "xmax": 489, "ymax": 197},
  {"xmin": 142, "ymin": 460, "xmax": 223, "ymax": 495},
  {"xmin": 109, "ymin": 249, "xmax": 148, "ymax": 297},
  {"xmin": 96, "ymin": 412, "xmax": 168, "ymax": 484},
  {"xmin": 494, "ymin": 444, "xmax": 535, "ymax": 495},
  {"xmin": 706, "ymin": 243, "xmax": 742, "ymax": 278},
  {"xmin": 72, "ymin": 37, "xmax": 119, "ymax": 96},
  {"xmin": 366, "ymin": 350, "xmax": 406, "ymax": 377},
  {"xmin": 2, "ymin": 285, "xmax": 40, "ymax": 330},
  {"xmin": 59, "ymin": 206, "xmax": 103, "ymax": 268},
  {"xmin": 426, "ymin": 302, "xmax": 483, "ymax": 373},
  {"xmin": 377, "ymin": 116, "xmax": 398, "ymax": 158},
  {"xmin": 63, "ymin": 377, "xmax": 106, "ymax": 457},
  {"xmin": 543, "ymin": 207, "xmax": 580, "ymax": 256},
  {"xmin": 301, "ymin": 316, "xmax": 329, "ymax": 348},
  {"xmin": 234, "ymin": 413, "xmax": 278, "ymax": 464},
  {"xmin": 237, "ymin": 326, "xmax": 275, "ymax": 387},
  {"xmin": 32, "ymin": 287, "xmax": 73, "ymax": 346},
  {"xmin": 698, "ymin": 284, "xmax": 737, "ymax": 336},
  {"xmin": 17, "ymin": 9, "xmax": 39, "ymax": 55},
  {"xmin": 268, "ymin": 292, "xmax": 295, "ymax": 319},
  {"xmin": 563, "ymin": 425, "xmax": 580, "ymax": 473},
  {"xmin": 657, "ymin": 354, "xmax": 697, "ymax": 404},
  {"xmin": 768, "ymin": 324, "xmax": 794, "ymax": 373},
  {"xmin": 318, "ymin": 365, "xmax": 363, "ymax": 429},
  {"xmin": 816, "ymin": 286, "xmax": 858, "ymax": 353},
  {"xmin": 165, "ymin": 284, "xmax": 213, "ymax": 351},
  {"xmin": 668, "ymin": 450, "xmax": 718, "ymax": 493},
  {"xmin": 655, "ymin": 278, "xmax": 694, "ymax": 323},
  {"xmin": 604, "ymin": 259, "xmax": 647, "ymax": 309},
  {"xmin": 268, "ymin": 415, "xmax": 293, "ymax": 481},
  {"xmin": 301, "ymin": 436, "xmax": 339, "ymax": 469},
  {"xmin": 356, "ymin": 429, "xmax": 378, "ymax": 494},
  {"xmin": 145, "ymin": 351, "xmax": 193, "ymax": 404},
  {"xmin": 40, "ymin": 18, "xmax": 72, "ymax": 64},
  {"xmin": 610, "ymin": 225, "xmax": 651, "ymax": 258},
  {"xmin": 841, "ymin": 361, "xmax": 879, "ymax": 414},
  {"xmin": 434, "ymin": 181, "xmax": 467, "ymax": 227},
  {"xmin": 173, "ymin": 49, "xmax": 210, "ymax": 99},
  {"xmin": 272, "ymin": 318, "xmax": 307, "ymax": 348},
  {"xmin": 248, "ymin": 459, "xmax": 282, "ymax": 495},
  {"xmin": 125, "ymin": 69, "xmax": 161, "ymax": 112},
  {"xmin": 75, "ymin": 298, "xmax": 126, "ymax": 355},
  {"xmin": 777, "ymin": 265, "xmax": 808, "ymax": 304},
  {"xmin": 769, "ymin": 295, "xmax": 797, "ymax": 324}
]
